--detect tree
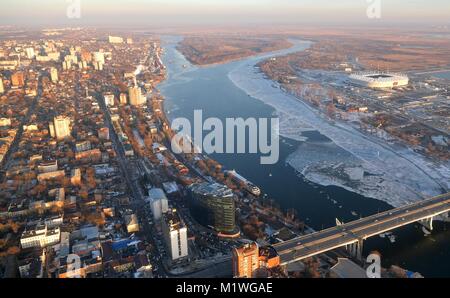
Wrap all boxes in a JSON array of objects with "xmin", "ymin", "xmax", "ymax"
[
  {"xmin": 326, "ymin": 103, "xmax": 336, "ymax": 119},
  {"xmin": 6, "ymin": 246, "xmax": 20, "ymax": 255}
]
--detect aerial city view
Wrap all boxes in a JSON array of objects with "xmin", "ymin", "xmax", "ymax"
[{"xmin": 0, "ymin": 0, "xmax": 449, "ymax": 286}]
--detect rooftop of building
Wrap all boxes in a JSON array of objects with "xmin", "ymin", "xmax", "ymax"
[
  {"xmin": 148, "ymin": 188, "xmax": 167, "ymax": 201},
  {"xmin": 190, "ymin": 182, "xmax": 233, "ymax": 198},
  {"xmin": 163, "ymin": 209, "xmax": 185, "ymax": 231},
  {"xmin": 330, "ymin": 258, "xmax": 368, "ymax": 278},
  {"xmin": 259, "ymin": 245, "xmax": 278, "ymax": 260},
  {"xmin": 234, "ymin": 242, "xmax": 259, "ymax": 256}
]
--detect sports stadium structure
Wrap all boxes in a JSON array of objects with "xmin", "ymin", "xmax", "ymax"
[{"xmin": 349, "ymin": 72, "xmax": 409, "ymax": 89}]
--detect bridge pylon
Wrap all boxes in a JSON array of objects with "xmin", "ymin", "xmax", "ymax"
[
  {"xmin": 346, "ymin": 238, "xmax": 364, "ymax": 262},
  {"xmin": 419, "ymin": 216, "xmax": 434, "ymax": 231},
  {"xmin": 438, "ymin": 212, "xmax": 450, "ymax": 223}
]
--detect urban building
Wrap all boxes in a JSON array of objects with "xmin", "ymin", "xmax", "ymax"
[
  {"xmin": 93, "ymin": 51, "xmax": 105, "ymax": 70},
  {"xmin": 232, "ymin": 242, "xmax": 260, "ymax": 278},
  {"xmin": 188, "ymin": 182, "xmax": 237, "ymax": 234},
  {"xmin": 37, "ymin": 160, "xmax": 58, "ymax": 173},
  {"xmin": 62, "ymin": 60, "xmax": 71, "ymax": 70},
  {"xmin": 108, "ymin": 35, "xmax": 124, "ymax": 44},
  {"xmin": 81, "ymin": 50, "xmax": 92, "ymax": 63},
  {"xmin": 125, "ymin": 214, "xmax": 140, "ymax": 234},
  {"xmin": 20, "ymin": 222, "xmax": 61, "ymax": 249},
  {"xmin": 75, "ymin": 140, "xmax": 92, "ymax": 152},
  {"xmin": 162, "ymin": 209, "xmax": 188, "ymax": 261},
  {"xmin": 258, "ymin": 246, "xmax": 280, "ymax": 269},
  {"xmin": 128, "ymin": 86, "xmax": 145, "ymax": 106},
  {"xmin": 149, "ymin": 188, "xmax": 169, "ymax": 221},
  {"xmin": 0, "ymin": 77, "xmax": 4, "ymax": 93},
  {"xmin": 75, "ymin": 149, "xmax": 101, "ymax": 161},
  {"xmin": 330, "ymin": 258, "xmax": 368, "ymax": 278},
  {"xmin": 0, "ymin": 118, "xmax": 10, "ymax": 126},
  {"xmin": 233, "ymin": 242, "xmax": 281, "ymax": 278},
  {"xmin": 11, "ymin": 71, "xmax": 25, "ymax": 87},
  {"xmin": 25, "ymin": 47, "xmax": 35, "ymax": 59},
  {"xmin": 104, "ymin": 93, "xmax": 115, "ymax": 106},
  {"xmin": 94, "ymin": 61, "xmax": 104, "ymax": 71},
  {"xmin": 98, "ymin": 127, "xmax": 110, "ymax": 140},
  {"xmin": 119, "ymin": 93, "xmax": 128, "ymax": 105},
  {"xmin": 50, "ymin": 67, "xmax": 58, "ymax": 83},
  {"xmin": 53, "ymin": 116, "xmax": 71, "ymax": 140},
  {"xmin": 37, "ymin": 170, "xmax": 65, "ymax": 182},
  {"xmin": 64, "ymin": 54, "xmax": 78, "ymax": 65},
  {"xmin": 93, "ymin": 52, "xmax": 105, "ymax": 64},
  {"xmin": 48, "ymin": 122, "xmax": 55, "ymax": 138},
  {"xmin": 71, "ymin": 168, "xmax": 82, "ymax": 186}
]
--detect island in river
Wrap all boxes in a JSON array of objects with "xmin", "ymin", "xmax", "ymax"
[
  {"xmin": 177, "ymin": 36, "xmax": 293, "ymax": 66},
  {"xmin": 159, "ymin": 35, "xmax": 450, "ymax": 277}
]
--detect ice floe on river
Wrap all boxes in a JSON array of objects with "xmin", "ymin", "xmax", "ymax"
[{"xmin": 228, "ymin": 40, "xmax": 449, "ymax": 207}]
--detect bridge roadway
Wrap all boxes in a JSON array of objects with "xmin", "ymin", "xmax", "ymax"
[{"xmin": 273, "ymin": 193, "xmax": 450, "ymax": 265}]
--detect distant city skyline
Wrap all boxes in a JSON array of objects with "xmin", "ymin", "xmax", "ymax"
[{"xmin": 0, "ymin": 0, "xmax": 449, "ymax": 27}]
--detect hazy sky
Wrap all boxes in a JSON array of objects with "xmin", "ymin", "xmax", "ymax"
[{"xmin": 1, "ymin": 0, "xmax": 449, "ymax": 26}]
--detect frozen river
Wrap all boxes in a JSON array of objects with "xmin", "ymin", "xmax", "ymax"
[
  {"xmin": 158, "ymin": 36, "xmax": 450, "ymax": 277},
  {"xmin": 228, "ymin": 39, "xmax": 448, "ymax": 207}
]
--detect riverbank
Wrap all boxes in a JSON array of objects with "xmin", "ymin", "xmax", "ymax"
[
  {"xmin": 157, "ymin": 35, "xmax": 450, "ymax": 277},
  {"xmin": 227, "ymin": 40, "xmax": 448, "ymax": 207},
  {"xmin": 177, "ymin": 36, "xmax": 293, "ymax": 67}
]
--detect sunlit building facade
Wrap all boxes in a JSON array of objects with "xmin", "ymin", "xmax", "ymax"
[{"xmin": 188, "ymin": 182, "xmax": 236, "ymax": 234}]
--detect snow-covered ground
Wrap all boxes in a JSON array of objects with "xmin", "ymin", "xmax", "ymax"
[{"xmin": 228, "ymin": 40, "xmax": 450, "ymax": 207}]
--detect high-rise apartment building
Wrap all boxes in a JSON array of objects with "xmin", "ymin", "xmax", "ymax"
[
  {"xmin": 128, "ymin": 86, "xmax": 145, "ymax": 106},
  {"xmin": 25, "ymin": 47, "xmax": 35, "ymax": 59},
  {"xmin": 53, "ymin": 116, "xmax": 71, "ymax": 140},
  {"xmin": 162, "ymin": 209, "xmax": 188, "ymax": 261},
  {"xmin": 50, "ymin": 67, "xmax": 58, "ymax": 83},
  {"xmin": 149, "ymin": 188, "xmax": 169, "ymax": 221},
  {"xmin": 232, "ymin": 242, "xmax": 260, "ymax": 278}
]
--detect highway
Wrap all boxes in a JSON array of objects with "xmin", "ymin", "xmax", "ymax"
[{"xmin": 274, "ymin": 192, "xmax": 450, "ymax": 265}]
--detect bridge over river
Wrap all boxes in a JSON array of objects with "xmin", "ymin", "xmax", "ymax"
[{"xmin": 273, "ymin": 193, "xmax": 450, "ymax": 264}]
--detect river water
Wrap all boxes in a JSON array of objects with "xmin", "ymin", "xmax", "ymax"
[
  {"xmin": 158, "ymin": 36, "xmax": 450, "ymax": 277},
  {"xmin": 433, "ymin": 71, "xmax": 450, "ymax": 80}
]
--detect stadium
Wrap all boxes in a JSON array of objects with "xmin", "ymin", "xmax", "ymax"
[{"xmin": 349, "ymin": 72, "xmax": 409, "ymax": 89}]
